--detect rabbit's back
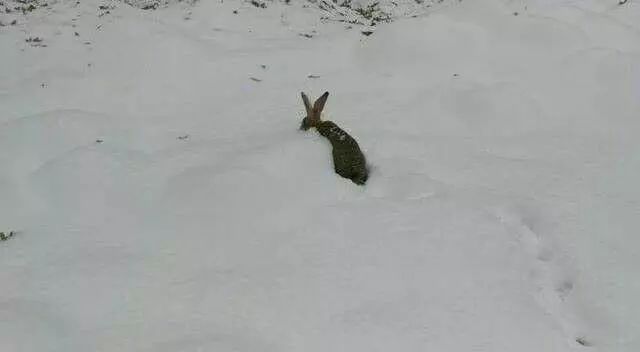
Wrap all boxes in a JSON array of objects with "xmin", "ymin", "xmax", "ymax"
[{"xmin": 317, "ymin": 121, "xmax": 368, "ymax": 185}]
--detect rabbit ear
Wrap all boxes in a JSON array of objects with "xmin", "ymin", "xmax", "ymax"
[
  {"xmin": 313, "ymin": 92, "xmax": 329, "ymax": 117},
  {"xmin": 301, "ymin": 92, "xmax": 312, "ymax": 116}
]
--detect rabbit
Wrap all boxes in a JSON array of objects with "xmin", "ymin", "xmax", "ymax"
[{"xmin": 300, "ymin": 91, "xmax": 368, "ymax": 185}]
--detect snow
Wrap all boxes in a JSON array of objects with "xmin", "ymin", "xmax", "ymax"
[{"xmin": 1, "ymin": 0, "xmax": 639, "ymax": 351}]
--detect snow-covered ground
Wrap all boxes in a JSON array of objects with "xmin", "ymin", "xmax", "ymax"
[{"xmin": 1, "ymin": 0, "xmax": 639, "ymax": 351}]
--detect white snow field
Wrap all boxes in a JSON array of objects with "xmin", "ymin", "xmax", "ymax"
[{"xmin": 1, "ymin": 0, "xmax": 639, "ymax": 351}]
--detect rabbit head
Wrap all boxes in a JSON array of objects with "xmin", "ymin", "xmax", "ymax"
[{"xmin": 300, "ymin": 91, "xmax": 329, "ymax": 131}]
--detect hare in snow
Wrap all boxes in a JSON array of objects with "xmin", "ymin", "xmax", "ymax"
[{"xmin": 300, "ymin": 91, "xmax": 368, "ymax": 185}]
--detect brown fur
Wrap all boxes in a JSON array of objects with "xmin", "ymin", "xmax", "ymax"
[{"xmin": 299, "ymin": 91, "xmax": 368, "ymax": 185}]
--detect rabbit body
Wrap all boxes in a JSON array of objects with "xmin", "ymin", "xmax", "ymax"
[
  {"xmin": 316, "ymin": 121, "xmax": 368, "ymax": 185},
  {"xmin": 300, "ymin": 91, "xmax": 368, "ymax": 185}
]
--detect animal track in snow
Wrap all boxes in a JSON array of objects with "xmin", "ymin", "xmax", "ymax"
[{"xmin": 493, "ymin": 206, "xmax": 588, "ymax": 348}]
